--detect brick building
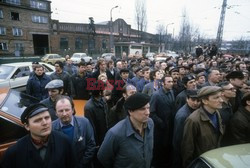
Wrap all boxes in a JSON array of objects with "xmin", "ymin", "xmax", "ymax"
[
  {"xmin": 0, "ymin": 0, "xmax": 157, "ymax": 57},
  {"xmin": 0, "ymin": 0, "xmax": 52, "ymax": 56}
]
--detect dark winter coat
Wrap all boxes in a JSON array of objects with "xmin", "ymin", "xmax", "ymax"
[
  {"xmin": 1, "ymin": 131, "xmax": 75, "ymax": 168},
  {"xmin": 26, "ymin": 73, "xmax": 51, "ymax": 101}
]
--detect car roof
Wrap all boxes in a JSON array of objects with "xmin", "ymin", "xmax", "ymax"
[
  {"xmin": 200, "ymin": 144, "xmax": 250, "ymax": 168},
  {"xmin": 2, "ymin": 62, "xmax": 48, "ymax": 66},
  {"xmin": 3, "ymin": 62, "xmax": 33, "ymax": 66}
]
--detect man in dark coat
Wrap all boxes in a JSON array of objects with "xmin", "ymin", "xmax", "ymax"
[
  {"xmin": 108, "ymin": 84, "xmax": 137, "ymax": 128},
  {"xmin": 71, "ymin": 61, "xmax": 91, "ymax": 100},
  {"xmin": 172, "ymin": 90, "xmax": 201, "ymax": 168},
  {"xmin": 175, "ymin": 74, "xmax": 197, "ymax": 110},
  {"xmin": 50, "ymin": 61, "xmax": 75, "ymax": 97},
  {"xmin": 26, "ymin": 64, "xmax": 51, "ymax": 101},
  {"xmin": 52, "ymin": 96, "xmax": 96, "ymax": 168},
  {"xmin": 1, "ymin": 103, "xmax": 75, "ymax": 168},
  {"xmin": 150, "ymin": 75, "xmax": 175, "ymax": 168},
  {"xmin": 91, "ymin": 58, "xmax": 113, "ymax": 81},
  {"xmin": 218, "ymin": 81, "xmax": 236, "ymax": 146},
  {"xmin": 84, "ymin": 81, "xmax": 109, "ymax": 168},
  {"xmin": 226, "ymin": 71, "xmax": 245, "ymax": 112},
  {"xmin": 230, "ymin": 92, "xmax": 250, "ymax": 144}
]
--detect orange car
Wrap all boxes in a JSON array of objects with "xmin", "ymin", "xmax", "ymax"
[{"xmin": 0, "ymin": 88, "xmax": 86, "ymax": 160}]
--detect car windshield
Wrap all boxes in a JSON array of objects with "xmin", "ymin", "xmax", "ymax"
[
  {"xmin": 0, "ymin": 65, "xmax": 15, "ymax": 79},
  {"xmin": 0, "ymin": 90, "xmax": 39, "ymax": 118}
]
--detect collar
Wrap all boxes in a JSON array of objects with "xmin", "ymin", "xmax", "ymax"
[
  {"xmin": 31, "ymin": 136, "xmax": 49, "ymax": 149},
  {"xmin": 59, "ymin": 117, "xmax": 74, "ymax": 128}
]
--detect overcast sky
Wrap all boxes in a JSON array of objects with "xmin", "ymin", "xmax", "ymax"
[{"xmin": 51, "ymin": 0, "xmax": 250, "ymax": 41}]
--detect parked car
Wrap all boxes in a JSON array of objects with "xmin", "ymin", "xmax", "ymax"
[
  {"xmin": 101, "ymin": 53, "xmax": 115, "ymax": 61},
  {"xmin": 0, "ymin": 62, "xmax": 55, "ymax": 92},
  {"xmin": 188, "ymin": 144, "xmax": 250, "ymax": 168},
  {"xmin": 41, "ymin": 54, "xmax": 65, "ymax": 65},
  {"xmin": 145, "ymin": 52, "xmax": 156, "ymax": 61},
  {"xmin": 0, "ymin": 87, "xmax": 86, "ymax": 160},
  {"xmin": 166, "ymin": 50, "xmax": 179, "ymax": 58},
  {"xmin": 154, "ymin": 52, "xmax": 168, "ymax": 62},
  {"xmin": 71, "ymin": 53, "xmax": 92, "ymax": 64}
]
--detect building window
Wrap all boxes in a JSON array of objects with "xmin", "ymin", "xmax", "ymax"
[
  {"xmin": 30, "ymin": 0, "xmax": 47, "ymax": 10},
  {"xmin": 3, "ymin": 0, "xmax": 20, "ymax": 5},
  {"xmin": 11, "ymin": 12, "xmax": 19, "ymax": 21},
  {"xmin": 12, "ymin": 27, "xmax": 23, "ymax": 36},
  {"xmin": 60, "ymin": 38, "xmax": 68, "ymax": 50},
  {"xmin": 15, "ymin": 43, "xmax": 23, "ymax": 51},
  {"xmin": 0, "ymin": 42, "xmax": 8, "ymax": 50},
  {"xmin": 0, "ymin": 27, "xmax": 6, "ymax": 35},
  {"xmin": 0, "ymin": 9, "xmax": 3, "ymax": 19},
  {"xmin": 32, "ymin": 15, "xmax": 48, "ymax": 23},
  {"xmin": 75, "ymin": 38, "xmax": 83, "ymax": 50}
]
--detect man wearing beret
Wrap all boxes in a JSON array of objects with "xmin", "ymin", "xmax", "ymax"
[
  {"xmin": 230, "ymin": 92, "xmax": 250, "ymax": 144},
  {"xmin": 181, "ymin": 86, "xmax": 224, "ymax": 167},
  {"xmin": 97, "ymin": 93, "xmax": 154, "ymax": 168},
  {"xmin": 1, "ymin": 103, "xmax": 75, "ymax": 168}
]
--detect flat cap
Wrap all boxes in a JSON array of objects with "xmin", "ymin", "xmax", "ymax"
[
  {"xmin": 182, "ymin": 74, "xmax": 196, "ymax": 84},
  {"xmin": 124, "ymin": 93, "xmax": 150, "ymax": 111},
  {"xmin": 198, "ymin": 86, "xmax": 222, "ymax": 98},
  {"xmin": 226, "ymin": 71, "xmax": 244, "ymax": 80},
  {"xmin": 169, "ymin": 67, "xmax": 179, "ymax": 73},
  {"xmin": 186, "ymin": 89, "xmax": 199, "ymax": 98},
  {"xmin": 120, "ymin": 68, "xmax": 129, "ymax": 73},
  {"xmin": 21, "ymin": 103, "xmax": 49, "ymax": 124},
  {"xmin": 45, "ymin": 79, "xmax": 63, "ymax": 89}
]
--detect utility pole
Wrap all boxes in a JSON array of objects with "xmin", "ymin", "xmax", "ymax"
[
  {"xmin": 216, "ymin": 0, "xmax": 227, "ymax": 49},
  {"xmin": 110, "ymin": 5, "xmax": 118, "ymax": 52}
]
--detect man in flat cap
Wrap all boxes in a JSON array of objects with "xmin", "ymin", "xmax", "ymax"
[
  {"xmin": 181, "ymin": 86, "xmax": 224, "ymax": 167},
  {"xmin": 173, "ymin": 90, "xmax": 201, "ymax": 168},
  {"xmin": 226, "ymin": 71, "xmax": 245, "ymax": 112},
  {"xmin": 40, "ymin": 79, "xmax": 64, "ymax": 120},
  {"xmin": 97, "ymin": 93, "xmax": 154, "ymax": 168},
  {"xmin": 230, "ymin": 92, "xmax": 250, "ymax": 144},
  {"xmin": 1, "ymin": 103, "xmax": 75, "ymax": 168}
]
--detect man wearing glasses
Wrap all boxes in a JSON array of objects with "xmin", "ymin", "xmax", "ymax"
[{"xmin": 218, "ymin": 81, "xmax": 236, "ymax": 146}]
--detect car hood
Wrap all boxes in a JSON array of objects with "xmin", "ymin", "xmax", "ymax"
[{"xmin": 201, "ymin": 144, "xmax": 250, "ymax": 168}]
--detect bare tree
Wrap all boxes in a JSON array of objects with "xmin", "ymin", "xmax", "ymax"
[
  {"xmin": 134, "ymin": 0, "xmax": 147, "ymax": 42},
  {"xmin": 156, "ymin": 24, "xmax": 166, "ymax": 49}
]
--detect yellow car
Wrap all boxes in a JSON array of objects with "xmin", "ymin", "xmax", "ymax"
[
  {"xmin": 41, "ymin": 54, "xmax": 65, "ymax": 65},
  {"xmin": 188, "ymin": 144, "xmax": 250, "ymax": 168}
]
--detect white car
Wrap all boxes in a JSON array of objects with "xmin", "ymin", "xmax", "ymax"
[
  {"xmin": 0, "ymin": 62, "xmax": 55, "ymax": 91},
  {"xmin": 71, "ymin": 53, "xmax": 92, "ymax": 64},
  {"xmin": 145, "ymin": 52, "xmax": 156, "ymax": 61},
  {"xmin": 101, "ymin": 53, "xmax": 115, "ymax": 61}
]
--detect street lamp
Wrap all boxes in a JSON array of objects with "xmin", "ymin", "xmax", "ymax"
[
  {"xmin": 166, "ymin": 23, "xmax": 174, "ymax": 50},
  {"xmin": 110, "ymin": 5, "xmax": 118, "ymax": 52}
]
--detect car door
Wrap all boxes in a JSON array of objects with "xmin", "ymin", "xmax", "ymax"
[{"xmin": 9, "ymin": 66, "xmax": 31, "ymax": 91}]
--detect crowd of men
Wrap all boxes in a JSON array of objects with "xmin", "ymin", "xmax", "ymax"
[{"xmin": 1, "ymin": 49, "xmax": 250, "ymax": 168}]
